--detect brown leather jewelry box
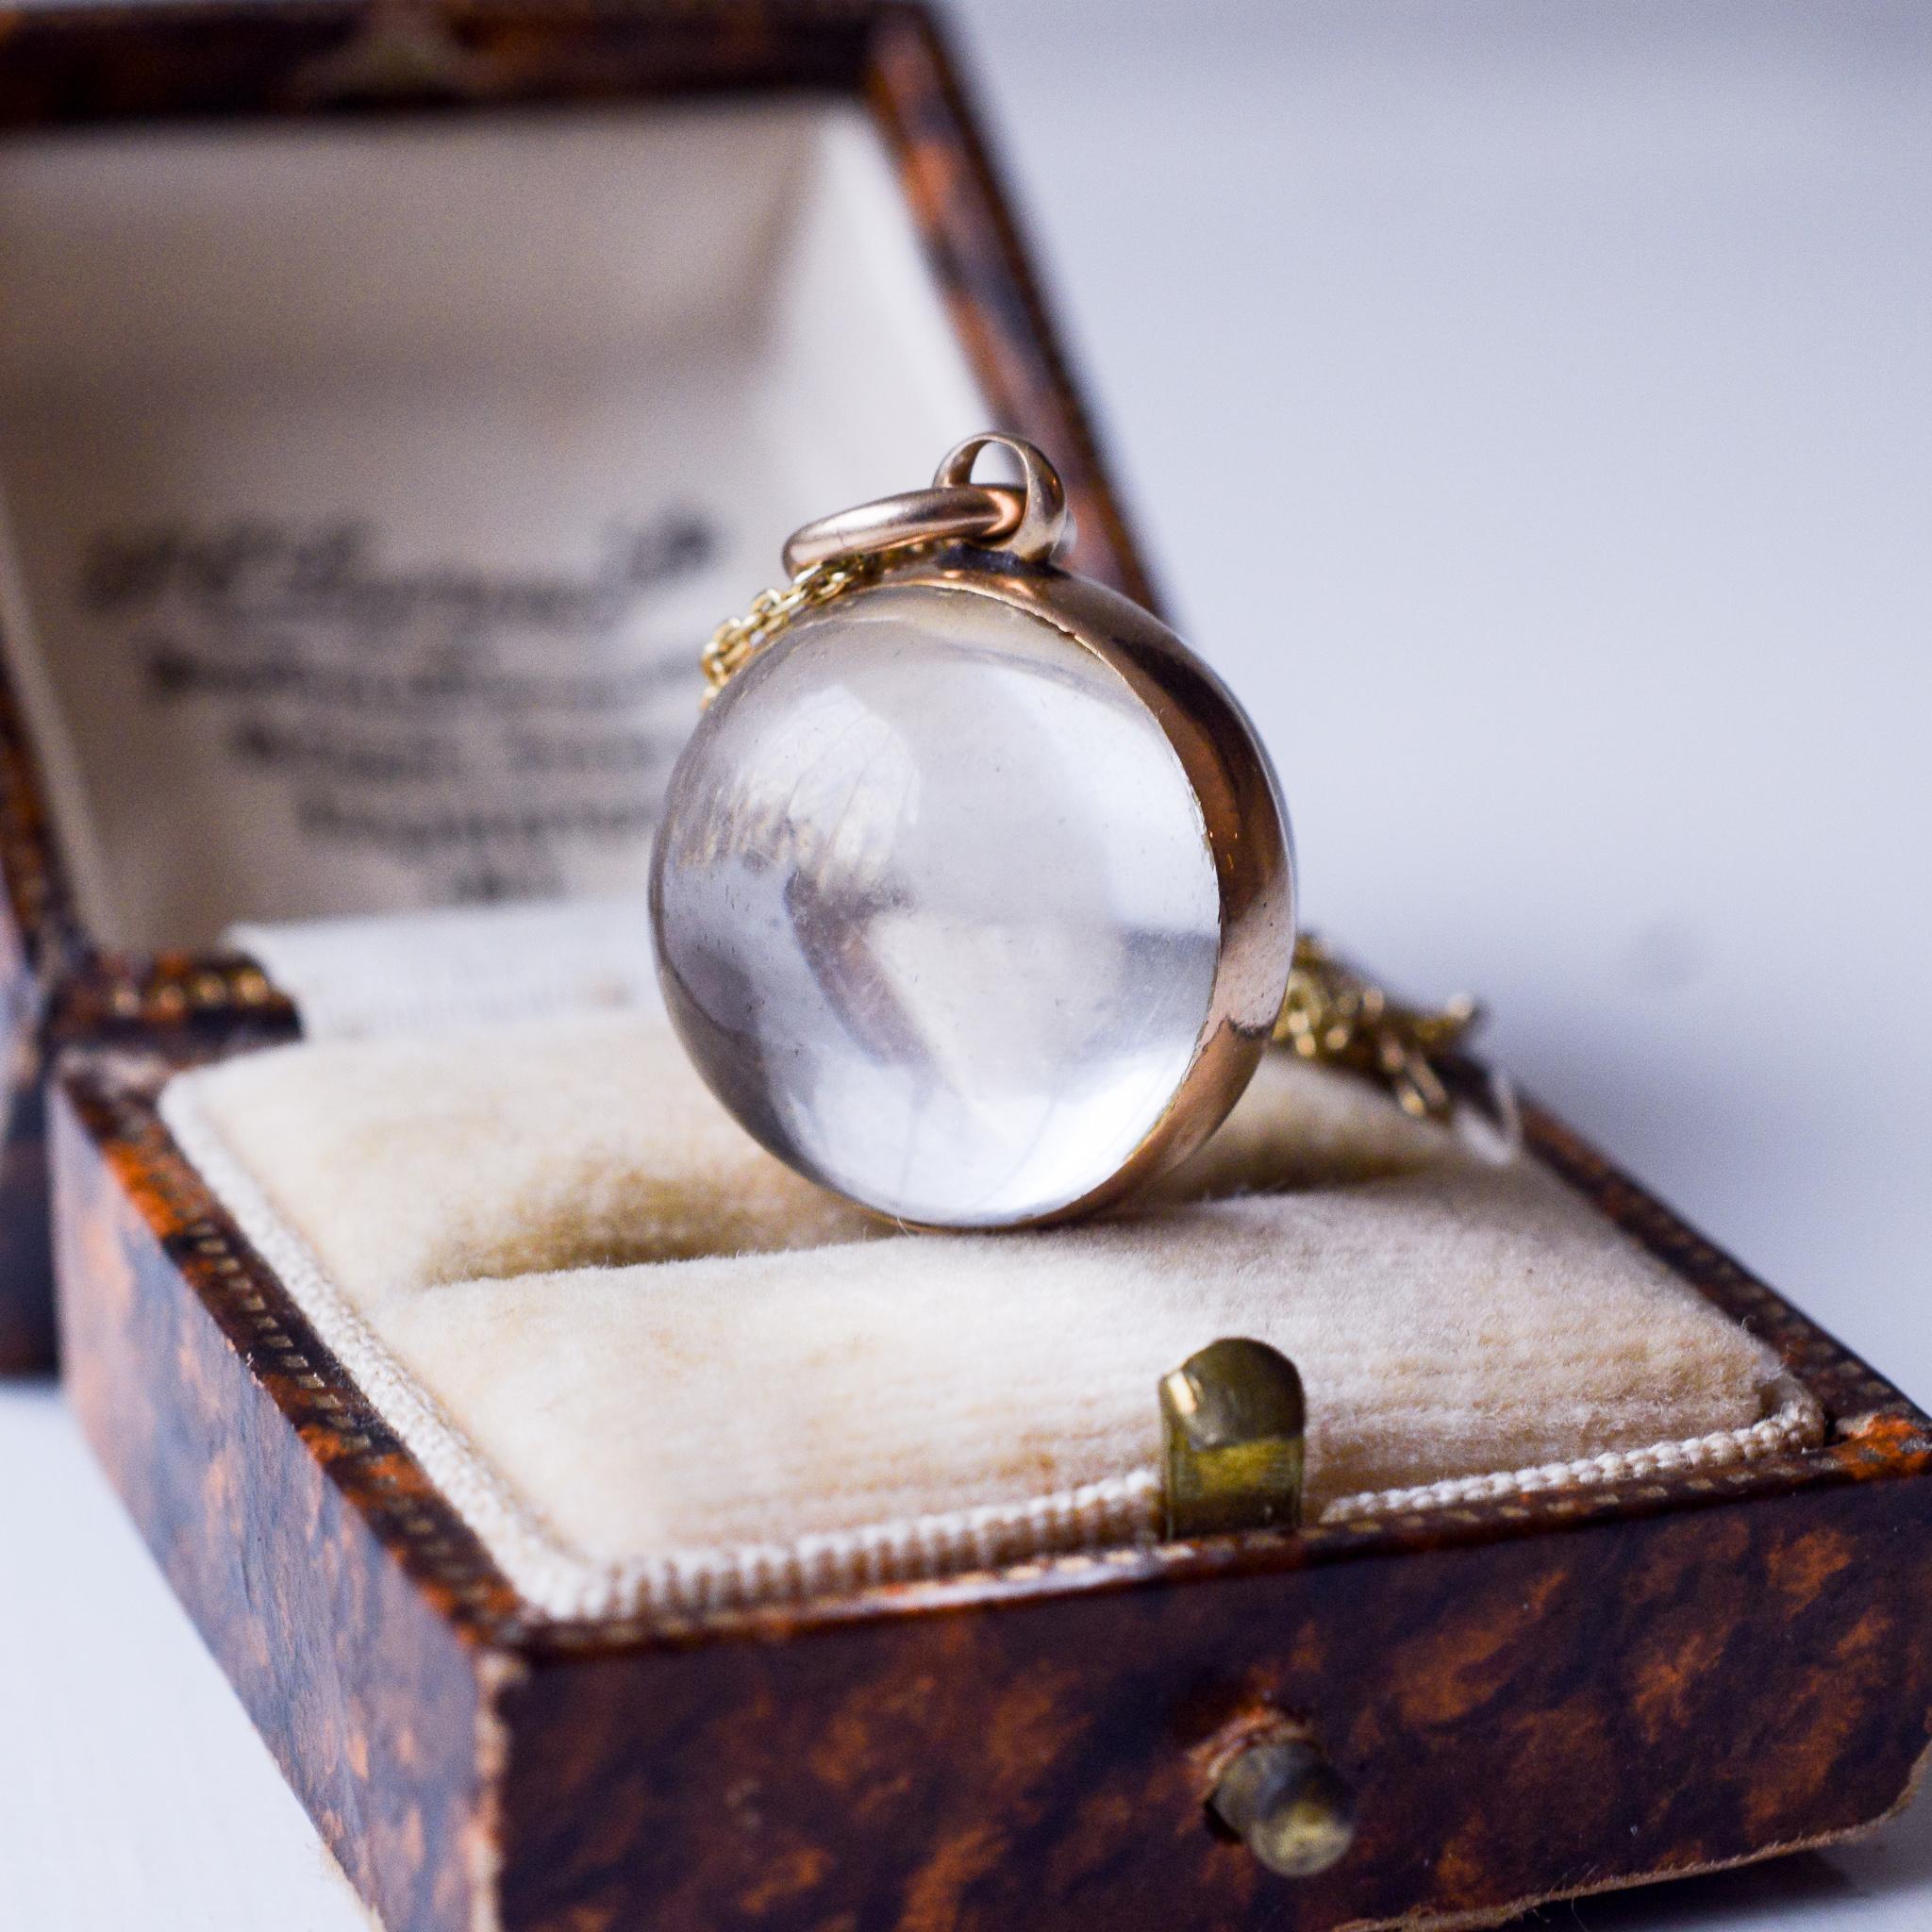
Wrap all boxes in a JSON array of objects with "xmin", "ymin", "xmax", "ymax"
[{"xmin": 9, "ymin": 6, "xmax": 1932, "ymax": 1932}]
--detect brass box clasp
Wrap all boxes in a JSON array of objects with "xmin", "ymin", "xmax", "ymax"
[{"xmin": 1160, "ymin": 1338, "xmax": 1305, "ymax": 1541}]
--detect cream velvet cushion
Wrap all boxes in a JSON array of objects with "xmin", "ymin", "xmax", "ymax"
[{"xmin": 159, "ymin": 1013, "xmax": 1817, "ymax": 1620}]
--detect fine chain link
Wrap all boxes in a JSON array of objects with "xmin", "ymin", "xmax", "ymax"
[
  {"xmin": 701, "ymin": 554, "xmax": 897, "ymax": 704},
  {"xmin": 701, "ymin": 569, "xmax": 1482, "ymax": 1120}
]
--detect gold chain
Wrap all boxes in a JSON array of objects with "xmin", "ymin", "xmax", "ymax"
[
  {"xmin": 700, "ymin": 575, "xmax": 1480, "ymax": 1121},
  {"xmin": 701, "ymin": 555, "xmax": 895, "ymax": 704},
  {"xmin": 1276, "ymin": 934, "xmax": 1480, "ymax": 1122}
]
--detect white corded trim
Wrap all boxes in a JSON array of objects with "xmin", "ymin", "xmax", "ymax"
[
  {"xmin": 1319, "ymin": 1385, "xmax": 1824, "ymax": 1524},
  {"xmin": 159, "ymin": 1074, "xmax": 1827, "ymax": 1623}
]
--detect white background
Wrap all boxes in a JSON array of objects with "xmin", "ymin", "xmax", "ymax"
[{"xmin": 3, "ymin": 2, "xmax": 1929, "ymax": 1924}]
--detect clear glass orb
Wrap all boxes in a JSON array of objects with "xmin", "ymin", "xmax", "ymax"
[{"xmin": 651, "ymin": 581, "xmax": 1226, "ymax": 1226}]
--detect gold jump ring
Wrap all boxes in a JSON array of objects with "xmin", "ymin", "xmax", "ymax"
[{"xmin": 782, "ymin": 483, "xmax": 1023, "ymax": 575}]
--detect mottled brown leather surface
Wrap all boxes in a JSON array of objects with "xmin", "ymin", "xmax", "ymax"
[
  {"xmin": 497, "ymin": 1475, "xmax": 1932, "ymax": 1932},
  {"xmin": 57, "ymin": 1070, "xmax": 492, "ymax": 1932},
  {"xmin": 53, "ymin": 1044, "xmax": 1932, "ymax": 1932}
]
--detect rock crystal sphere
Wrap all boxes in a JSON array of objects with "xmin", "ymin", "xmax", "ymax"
[{"xmin": 651, "ymin": 578, "xmax": 1276, "ymax": 1226}]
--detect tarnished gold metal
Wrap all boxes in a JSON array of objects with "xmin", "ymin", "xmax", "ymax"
[
  {"xmin": 867, "ymin": 559, "xmax": 1292, "ymax": 1223},
  {"xmin": 696, "ymin": 435, "xmax": 1486, "ymax": 1186},
  {"xmin": 1160, "ymin": 1339, "xmax": 1306, "ymax": 1540},
  {"xmin": 1208, "ymin": 1730, "xmax": 1357, "ymax": 1878},
  {"xmin": 930, "ymin": 430, "xmax": 1068, "ymax": 561},
  {"xmin": 780, "ymin": 481, "xmax": 1023, "ymax": 575},
  {"xmin": 1275, "ymin": 934, "xmax": 1480, "ymax": 1124},
  {"xmin": 699, "ymin": 435, "xmax": 1295, "ymax": 1221},
  {"xmin": 707, "ymin": 430, "xmax": 1071, "ymax": 702}
]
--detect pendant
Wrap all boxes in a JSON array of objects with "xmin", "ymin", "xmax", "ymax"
[{"xmin": 650, "ymin": 434, "xmax": 1295, "ymax": 1228}]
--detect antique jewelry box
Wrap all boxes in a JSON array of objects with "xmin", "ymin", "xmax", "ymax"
[{"xmin": 10, "ymin": 6, "xmax": 1932, "ymax": 1931}]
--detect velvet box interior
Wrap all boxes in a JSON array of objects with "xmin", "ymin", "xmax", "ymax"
[{"xmin": 13, "ymin": 8, "xmax": 1932, "ymax": 1932}]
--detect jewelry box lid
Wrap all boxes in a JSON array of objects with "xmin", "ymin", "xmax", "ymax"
[{"xmin": 0, "ymin": 0, "xmax": 1151, "ymax": 1369}]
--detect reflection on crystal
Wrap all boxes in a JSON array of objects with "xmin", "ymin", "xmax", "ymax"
[{"xmin": 653, "ymin": 582, "xmax": 1223, "ymax": 1225}]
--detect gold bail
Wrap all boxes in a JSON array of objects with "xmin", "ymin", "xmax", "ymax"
[
  {"xmin": 931, "ymin": 432, "xmax": 1068, "ymax": 562},
  {"xmin": 779, "ymin": 431, "xmax": 1068, "ymax": 575},
  {"xmin": 1161, "ymin": 1339, "xmax": 1306, "ymax": 1540}
]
